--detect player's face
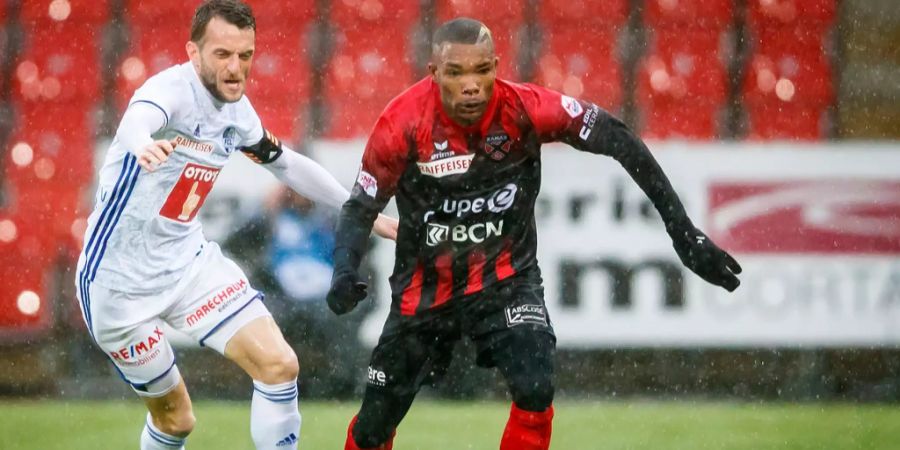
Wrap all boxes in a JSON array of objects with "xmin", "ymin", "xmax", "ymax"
[
  {"xmin": 429, "ymin": 41, "xmax": 498, "ymax": 126},
  {"xmin": 187, "ymin": 16, "xmax": 255, "ymax": 103}
]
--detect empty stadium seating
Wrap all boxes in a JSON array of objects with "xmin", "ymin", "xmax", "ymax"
[
  {"xmin": 19, "ymin": 0, "xmax": 110, "ymax": 25},
  {"xmin": 12, "ymin": 22, "xmax": 101, "ymax": 105},
  {"xmin": 644, "ymin": 0, "xmax": 733, "ymax": 29},
  {"xmin": 534, "ymin": 0, "xmax": 627, "ymax": 112},
  {"xmin": 323, "ymin": 0, "xmax": 420, "ymax": 138}
]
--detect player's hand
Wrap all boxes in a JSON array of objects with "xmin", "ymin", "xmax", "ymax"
[
  {"xmin": 373, "ymin": 214, "xmax": 399, "ymax": 241},
  {"xmin": 137, "ymin": 140, "xmax": 176, "ymax": 172},
  {"xmin": 326, "ymin": 269, "xmax": 368, "ymax": 315},
  {"xmin": 670, "ymin": 226, "xmax": 742, "ymax": 292}
]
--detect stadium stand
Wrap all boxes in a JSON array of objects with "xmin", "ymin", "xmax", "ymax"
[
  {"xmin": 534, "ymin": 0, "xmax": 628, "ymax": 113},
  {"xmin": 637, "ymin": 0, "xmax": 733, "ymax": 139},
  {"xmin": 742, "ymin": 0, "xmax": 836, "ymax": 139},
  {"xmin": 322, "ymin": 0, "xmax": 420, "ymax": 138}
]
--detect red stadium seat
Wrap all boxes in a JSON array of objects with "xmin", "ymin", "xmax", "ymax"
[
  {"xmin": 253, "ymin": 100, "xmax": 306, "ymax": 147},
  {"xmin": 244, "ymin": 0, "xmax": 315, "ymax": 24},
  {"xmin": 13, "ymin": 23, "xmax": 101, "ymax": 105},
  {"xmin": 747, "ymin": 0, "xmax": 835, "ymax": 30},
  {"xmin": 744, "ymin": 101, "xmax": 827, "ymax": 140},
  {"xmin": 644, "ymin": 0, "xmax": 733, "ymax": 29},
  {"xmin": 125, "ymin": 0, "xmax": 194, "ymax": 28},
  {"xmin": 535, "ymin": 27, "xmax": 622, "ymax": 112},
  {"xmin": 538, "ymin": 0, "xmax": 628, "ymax": 27},
  {"xmin": 19, "ymin": 0, "xmax": 110, "ymax": 25},
  {"xmin": 246, "ymin": 26, "xmax": 312, "ymax": 103},
  {"xmin": 0, "ymin": 223, "xmax": 53, "ymax": 337},
  {"xmin": 436, "ymin": 0, "xmax": 526, "ymax": 80},
  {"xmin": 323, "ymin": 0, "xmax": 420, "ymax": 138},
  {"xmin": 744, "ymin": 30, "xmax": 832, "ymax": 106},
  {"xmin": 636, "ymin": 29, "xmax": 727, "ymax": 139},
  {"xmin": 5, "ymin": 104, "xmax": 95, "ymax": 187},
  {"xmin": 115, "ymin": 26, "xmax": 190, "ymax": 110}
]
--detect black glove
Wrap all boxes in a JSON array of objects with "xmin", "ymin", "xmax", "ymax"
[
  {"xmin": 670, "ymin": 226, "xmax": 742, "ymax": 292},
  {"xmin": 326, "ymin": 269, "xmax": 368, "ymax": 315}
]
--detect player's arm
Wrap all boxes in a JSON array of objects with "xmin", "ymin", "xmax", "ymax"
[
  {"xmin": 240, "ymin": 130, "xmax": 398, "ymax": 240},
  {"xmin": 528, "ymin": 87, "xmax": 741, "ymax": 291},
  {"xmin": 326, "ymin": 116, "xmax": 407, "ymax": 315},
  {"xmin": 116, "ymin": 101, "xmax": 175, "ymax": 172}
]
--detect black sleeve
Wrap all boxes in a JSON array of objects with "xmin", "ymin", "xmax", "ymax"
[
  {"xmin": 332, "ymin": 186, "xmax": 387, "ymax": 274},
  {"xmin": 569, "ymin": 106, "xmax": 693, "ymax": 235},
  {"xmin": 240, "ymin": 129, "xmax": 284, "ymax": 164}
]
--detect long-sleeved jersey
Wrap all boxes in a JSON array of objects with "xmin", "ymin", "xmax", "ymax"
[{"xmin": 338, "ymin": 77, "xmax": 692, "ymax": 318}]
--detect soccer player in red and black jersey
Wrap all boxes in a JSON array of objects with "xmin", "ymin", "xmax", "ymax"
[{"xmin": 326, "ymin": 18, "xmax": 742, "ymax": 450}]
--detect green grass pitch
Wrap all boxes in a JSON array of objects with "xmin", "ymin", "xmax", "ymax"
[{"xmin": 1, "ymin": 400, "xmax": 898, "ymax": 449}]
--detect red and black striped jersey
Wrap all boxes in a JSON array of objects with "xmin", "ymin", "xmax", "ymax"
[{"xmin": 349, "ymin": 77, "xmax": 606, "ymax": 317}]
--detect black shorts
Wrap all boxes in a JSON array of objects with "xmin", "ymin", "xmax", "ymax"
[{"xmin": 366, "ymin": 271, "xmax": 556, "ymax": 397}]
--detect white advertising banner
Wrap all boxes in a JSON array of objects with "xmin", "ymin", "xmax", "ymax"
[{"xmin": 213, "ymin": 141, "xmax": 900, "ymax": 348}]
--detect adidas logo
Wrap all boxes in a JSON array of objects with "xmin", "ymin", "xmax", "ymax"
[{"xmin": 276, "ymin": 432, "xmax": 298, "ymax": 447}]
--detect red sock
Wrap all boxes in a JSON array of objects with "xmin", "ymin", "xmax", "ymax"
[
  {"xmin": 499, "ymin": 403, "xmax": 554, "ymax": 450},
  {"xmin": 344, "ymin": 415, "xmax": 395, "ymax": 450}
]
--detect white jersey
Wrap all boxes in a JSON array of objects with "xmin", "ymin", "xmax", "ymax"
[{"xmin": 77, "ymin": 62, "xmax": 265, "ymax": 294}]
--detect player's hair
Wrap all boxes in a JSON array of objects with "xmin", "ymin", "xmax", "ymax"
[
  {"xmin": 190, "ymin": 0, "xmax": 256, "ymax": 44},
  {"xmin": 431, "ymin": 17, "xmax": 495, "ymax": 56}
]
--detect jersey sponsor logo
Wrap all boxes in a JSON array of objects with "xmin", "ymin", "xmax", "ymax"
[
  {"xmin": 356, "ymin": 169, "xmax": 378, "ymax": 198},
  {"xmin": 172, "ymin": 135, "xmax": 214, "ymax": 154},
  {"xmin": 425, "ymin": 220, "xmax": 504, "ymax": 246},
  {"xmin": 505, "ymin": 304, "xmax": 548, "ymax": 327},
  {"xmin": 367, "ymin": 366, "xmax": 387, "ymax": 387},
  {"xmin": 423, "ymin": 183, "xmax": 518, "ymax": 222},
  {"xmin": 579, "ymin": 104, "xmax": 600, "ymax": 140},
  {"xmin": 159, "ymin": 163, "xmax": 221, "ymax": 223},
  {"xmin": 561, "ymin": 95, "xmax": 584, "ymax": 118},
  {"xmin": 417, "ymin": 154, "xmax": 475, "ymax": 178},
  {"xmin": 432, "ymin": 140, "xmax": 453, "ymax": 160},
  {"xmin": 186, "ymin": 279, "xmax": 249, "ymax": 327},
  {"xmin": 484, "ymin": 133, "xmax": 512, "ymax": 161},
  {"xmin": 223, "ymin": 126, "xmax": 237, "ymax": 153},
  {"xmin": 109, "ymin": 326, "xmax": 164, "ymax": 364}
]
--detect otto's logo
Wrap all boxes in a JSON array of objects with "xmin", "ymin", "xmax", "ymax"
[
  {"xmin": 484, "ymin": 133, "xmax": 512, "ymax": 161},
  {"xmin": 367, "ymin": 366, "xmax": 387, "ymax": 386},
  {"xmin": 110, "ymin": 326, "xmax": 164, "ymax": 361},
  {"xmin": 172, "ymin": 135, "xmax": 214, "ymax": 154},
  {"xmin": 709, "ymin": 180, "xmax": 900, "ymax": 254},
  {"xmin": 159, "ymin": 163, "xmax": 221, "ymax": 223},
  {"xmin": 356, "ymin": 169, "xmax": 378, "ymax": 198},
  {"xmin": 560, "ymin": 95, "xmax": 584, "ymax": 118},
  {"xmin": 505, "ymin": 304, "xmax": 548, "ymax": 327},
  {"xmin": 223, "ymin": 127, "xmax": 237, "ymax": 153},
  {"xmin": 425, "ymin": 220, "xmax": 504, "ymax": 247},
  {"xmin": 417, "ymin": 154, "xmax": 475, "ymax": 178}
]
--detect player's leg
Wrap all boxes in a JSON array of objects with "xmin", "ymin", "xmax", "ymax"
[
  {"xmin": 140, "ymin": 375, "xmax": 195, "ymax": 450},
  {"xmin": 77, "ymin": 279, "xmax": 193, "ymax": 449},
  {"xmin": 347, "ymin": 327, "xmax": 457, "ymax": 449},
  {"xmin": 167, "ymin": 242, "xmax": 301, "ymax": 450},
  {"xmin": 223, "ymin": 315, "xmax": 302, "ymax": 450},
  {"xmin": 471, "ymin": 281, "xmax": 556, "ymax": 450}
]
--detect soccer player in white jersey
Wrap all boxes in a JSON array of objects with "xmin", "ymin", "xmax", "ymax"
[{"xmin": 74, "ymin": 1, "xmax": 397, "ymax": 449}]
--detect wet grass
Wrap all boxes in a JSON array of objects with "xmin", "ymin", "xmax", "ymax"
[{"xmin": 1, "ymin": 399, "xmax": 898, "ymax": 449}]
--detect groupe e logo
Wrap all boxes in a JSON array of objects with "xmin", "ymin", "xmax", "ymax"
[{"xmin": 423, "ymin": 183, "xmax": 518, "ymax": 223}]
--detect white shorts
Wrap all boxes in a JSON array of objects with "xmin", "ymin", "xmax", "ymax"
[{"xmin": 76, "ymin": 242, "xmax": 271, "ymax": 396}]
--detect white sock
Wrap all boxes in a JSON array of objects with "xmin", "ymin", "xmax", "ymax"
[
  {"xmin": 251, "ymin": 379, "xmax": 302, "ymax": 450},
  {"xmin": 141, "ymin": 414, "xmax": 187, "ymax": 449}
]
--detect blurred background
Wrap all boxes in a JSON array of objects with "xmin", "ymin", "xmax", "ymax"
[{"xmin": 0, "ymin": 0, "xmax": 899, "ymax": 407}]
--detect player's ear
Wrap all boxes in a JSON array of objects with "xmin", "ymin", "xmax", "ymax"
[
  {"xmin": 186, "ymin": 41, "xmax": 200, "ymax": 69},
  {"xmin": 427, "ymin": 62, "xmax": 438, "ymax": 79}
]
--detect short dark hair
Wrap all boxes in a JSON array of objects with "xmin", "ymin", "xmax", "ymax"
[
  {"xmin": 190, "ymin": 0, "xmax": 256, "ymax": 44},
  {"xmin": 432, "ymin": 17, "xmax": 494, "ymax": 55}
]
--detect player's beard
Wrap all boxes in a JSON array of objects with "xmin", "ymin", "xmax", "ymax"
[{"xmin": 198, "ymin": 60, "xmax": 237, "ymax": 103}]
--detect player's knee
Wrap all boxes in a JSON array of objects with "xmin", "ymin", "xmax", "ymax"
[
  {"xmin": 155, "ymin": 410, "xmax": 196, "ymax": 437},
  {"xmin": 510, "ymin": 374, "xmax": 554, "ymax": 412},
  {"xmin": 256, "ymin": 347, "xmax": 300, "ymax": 384}
]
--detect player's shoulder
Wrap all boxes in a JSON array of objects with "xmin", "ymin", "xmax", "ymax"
[
  {"xmin": 498, "ymin": 79, "xmax": 562, "ymax": 108},
  {"xmin": 377, "ymin": 77, "xmax": 435, "ymax": 127},
  {"xmin": 131, "ymin": 62, "xmax": 192, "ymax": 104}
]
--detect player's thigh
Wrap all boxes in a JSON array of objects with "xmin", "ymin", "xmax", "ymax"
[
  {"xmin": 80, "ymin": 281, "xmax": 182, "ymax": 397},
  {"xmin": 223, "ymin": 315, "xmax": 298, "ymax": 382}
]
